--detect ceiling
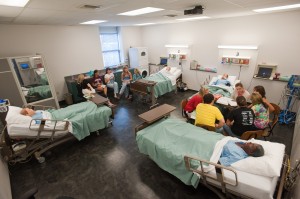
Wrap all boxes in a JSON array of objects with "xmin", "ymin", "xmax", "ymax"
[{"xmin": 0, "ymin": 0, "xmax": 300, "ymax": 26}]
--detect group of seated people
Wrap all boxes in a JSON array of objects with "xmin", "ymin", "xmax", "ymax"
[
  {"xmin": 76, "ymin": 66, "xmax": 143, "ymax": 106},
  {"xmin": 184, "ymin": 77, "xmax": 275, "ymax": 138}
]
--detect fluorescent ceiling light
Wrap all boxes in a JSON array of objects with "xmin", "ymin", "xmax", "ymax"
[
  {"xmin": 118, "ymin": 7, "xmax": 164, "ymax": 16},
  {"xmin": 253, "ymin": 4, "xmax": 300, "ymax": 12},
  {"xmin": 218, "ymin": 45, "xmax": 258, "ymax": 50},
  {"xmin": 0, "ymin": 0, "xmax": 29, "ymax": 7},
  {"xmin": 135, "ymin": 23, "xmax": 156, "ymax": 26},
  {"xmin": 80, "ymin": 20, "xmax": 107, "ymax": 25},
  {"xmin": 177, "ymin": 16, "xmax": 210, "ymax": 21},
  {"xmin": 165, "ymin": 44, "xmax": 189, "ymax": 48}
]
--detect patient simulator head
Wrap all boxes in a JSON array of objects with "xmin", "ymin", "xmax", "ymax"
[
  {"xmin": 203, "ymin": 93, "xmax": 215, "ymax": 104},
  {"xmin": 239, "ymin": 142, "xmax": 265, "ymax": 157},
  {"xmin": 165, "ymin": 66, "xmax": 171, "ymax": 72},
  {"xmin": 221, "ymin": 73, "xmax": 229, "ymax": 80},
  {"xmin": 20, "ymin": 108, "xmax": 36, "ymax": 116}
]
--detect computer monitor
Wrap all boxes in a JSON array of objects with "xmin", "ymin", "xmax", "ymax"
[
  {"xmin": 160, "ymin": 57, "xmax": 168, "ymax": 65},
  {"xmin": 257, "ymin": 67, "xmax": 273, "ymax": 78}
]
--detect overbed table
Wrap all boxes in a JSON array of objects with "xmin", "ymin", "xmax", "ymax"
[{"xmin": 138, "ymin": 104, "xmax": 176, "ymax": 124}]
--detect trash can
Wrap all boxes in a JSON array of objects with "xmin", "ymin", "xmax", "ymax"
[{"xmin": 64, "ymin": 93, "xmax": 73, "ymax": 105}]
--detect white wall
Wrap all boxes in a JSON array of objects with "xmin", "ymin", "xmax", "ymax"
[
  {"xmin": 0, "ymin": 25, "xmax": 104, "ymax": 101},
  {"xmin": 140, "ymin": 10, "xmax": 300, "ymax": 108},
  {"xmin": 119, "ymin": 26, "xmax": 143, "ymax": 64}
]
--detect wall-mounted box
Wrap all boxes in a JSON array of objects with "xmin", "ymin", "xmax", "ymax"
[{"xmin": 221, "ymin": 56, "xmax": 250, "ymax": 66}]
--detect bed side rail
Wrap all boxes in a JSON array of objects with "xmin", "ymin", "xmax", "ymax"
[
  {"xmin": 24, "ymin": 104, "xmax": 56, "ymax": 111},
  {"xmin": 28, "ymin": 119, "xmax": 70, "ymax": 140},
  {"xmin": 277, "ymin": 154, "xmax": 289, "ymax": 199},
  {"xmin": 184, "ymin": 155, "xmax": 238, "ymax": 193}
]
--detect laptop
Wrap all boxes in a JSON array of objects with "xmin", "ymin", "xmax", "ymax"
[{"xmin": 256, "ymin": 67, "xmax": 273, "ymax": 78}]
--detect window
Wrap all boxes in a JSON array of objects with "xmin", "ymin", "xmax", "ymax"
[{"xmin": 99, "ymin": 27, "xmax": 121, "ymax": 68}]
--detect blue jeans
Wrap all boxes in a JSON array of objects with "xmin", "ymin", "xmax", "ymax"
[
  {"xmin": 107, "ymin": 82, "xmax": 119, "ymax": 95},
  {"xmin": 119, "ymin": 82, "xmax": 129, "ymax": 97},
  {"xmin": 223, "ymin": 124, "xmax": 241, "ymax": 138}
]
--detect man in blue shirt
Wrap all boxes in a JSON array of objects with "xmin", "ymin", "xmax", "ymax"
[{"xmin": 219, "ymin": 140, "xmax": 264, "ymax": 166}]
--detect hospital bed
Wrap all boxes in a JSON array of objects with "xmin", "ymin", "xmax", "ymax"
[
  {"xmin": 131, "ymin": 67, "xmax": 182, "ymax": 107},
  {"xmin": 206, "ymin": 75, "xmax": 240, "ymax": 99},
  {"xmin": 135, "ymin": 105, "xmax": 288, "ymax": 199},
  {"xmin": 0, "ymin": 101, "xmax": 112, "ymax": 163},
  {"xmin": 22, "ymin": 85, "xmax": 52, "ymax": 98}
]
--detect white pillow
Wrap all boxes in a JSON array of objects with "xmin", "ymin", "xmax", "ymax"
[
  {"xmin": 231, "ymin": 139, "xmax": 285, "ymax": 177},
  {"xmin": 170, "ymin": 67, "xmax": 178, "ymax": 74},
  {"xmin": 6, "ymin": 106, "xmax": 32, "ymax": 125}
]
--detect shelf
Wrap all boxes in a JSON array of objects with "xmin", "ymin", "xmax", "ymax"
[
  {"xmin": 221, "ymin": 56, "xmax": 250, "ymax": 65},
  {"xmin": 169, "ymin": 54, "xmax": 187, "ymax": 60}
]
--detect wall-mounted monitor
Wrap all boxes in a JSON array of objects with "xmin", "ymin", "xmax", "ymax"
[
  {"xmin": 160, "ymin": 57, "xmax": 168, "ymax": 65},
  {"xmin": 254, "ymin": 64, "xmax": 277, "ymax": 79}
]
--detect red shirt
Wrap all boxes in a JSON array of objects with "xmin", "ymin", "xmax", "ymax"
[{"xmin": 184, "ymin": 94, "xmax": 203, "ymax": 112}]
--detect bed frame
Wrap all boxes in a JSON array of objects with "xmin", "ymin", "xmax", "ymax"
[
  {"xmin": 135, "ymin": 105, "xmax": 289, "ymax": 199},
  {"xmin": 0, "ymin": 103, "xmax": 112, "ymax": 164},
  {"xmin": 131, "ymin": 75, "xmax": 182, "ymax": 109}
]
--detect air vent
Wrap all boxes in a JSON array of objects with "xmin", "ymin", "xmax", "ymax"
[{"xmin": 80, "ymin": 4, "xmax": 101, "ymax": 9}]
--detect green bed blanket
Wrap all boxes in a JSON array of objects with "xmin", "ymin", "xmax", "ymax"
[
  {"xmin": 207, "ymin": 85, "xmax": 233, "ymax": 98},
  {"xmin": 28, "ymin": 85, "xmax": 52, "ymax": 99},
  {"xmin": 49, "ymin": 101, "xmax": 112, "ymax": 140},
  {"xmin": 144, "ymin": 72, "xmax": 174, "ymax": 98},
  {"xmin": 136, "ymin": 118, "xmax": 224, "ymax": 188}
]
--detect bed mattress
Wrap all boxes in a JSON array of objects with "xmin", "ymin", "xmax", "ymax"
[
  {"xmin": 7, "ymin": 123, "xmax": 70, "ymax": 138},
  {"xmin": 206, "ymin": 168, "xmax": 278, "ymax": 199}
]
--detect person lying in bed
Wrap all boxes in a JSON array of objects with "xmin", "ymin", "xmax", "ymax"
[
  {"xmin": 220, "ymin": 140, "xmax": 264, "ymax": 166},
  {"xmin": 213, "ymin": 73, "xmax": 231, "ymax": 86}
]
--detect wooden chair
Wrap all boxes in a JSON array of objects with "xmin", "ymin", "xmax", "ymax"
[
  {"xmin": 240, "ymin": 130, "xmax": 265, "ymax": 140},
  {"xmin": 196, "ymin": 124, "xmax": 216, "ymax": 132},
  {"xmin": 181, "ymin": 99, "xmax": 188, "ymax": 118},
  {"xmin": 262, "ymin": 103, "xmax": 281, "ymax": 140}
]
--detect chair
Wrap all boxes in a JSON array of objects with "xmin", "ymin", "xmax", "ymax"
[
  {"xmin": 262, "ymin": 103, "xmax": 281, "ymax": 140},
  {"xmin": 196, "ymin": 124, "xmax": 216, "ymax": 132},
  {"xmin": 240, "ymin": 129, "xmax": 265, "ymax": 140},
  {"xmin": 181, "ymin": 99, "xmax": 188, "ymax": 118}
]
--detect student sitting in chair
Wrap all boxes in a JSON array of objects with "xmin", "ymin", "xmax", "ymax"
[
  {"xmin": 91, "ymin": 70, "xmax": 108, "ymax": 98},
  {"xmin": 195, "ymin": 93, "xmax": 225, "ymax": 130},
  {"xmin": 214, "ymin": 73, "xmax": 231, "ymax": 86},
  {"xmin": 250, "ymin": 93, "xmax": 270, "ymax": 130},
  {"xmin": 231, "ymin": 83, "xmax": 250, "ymax": 101},
  {"xmin": 132, "ymin": 68, "xmax": 142, "ymax": 81},
  {"xmin": 184, "ymin": 87, "xmax": 209, "ymax": 117},
  {"xmin": 223, "ymin": 96, "xmax": 256, "ymax": 138}
]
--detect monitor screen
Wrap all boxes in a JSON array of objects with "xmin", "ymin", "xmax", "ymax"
[
  {"xmin": 160, "ymin": 57, "xmax": 168, "ymax": 65},
  {"xmin": 257, "ymin": 67, "xmax": 273, "ymax": 78}
]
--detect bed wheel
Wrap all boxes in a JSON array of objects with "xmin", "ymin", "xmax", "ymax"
[{"xmin": 37, "ymin": 156, "xmax": 45, "ymax": 164}]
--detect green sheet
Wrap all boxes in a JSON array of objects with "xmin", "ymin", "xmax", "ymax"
[
  {"xmin": 144, "ymin": 72, "xmax": 174, "ymax": 98},
  {"xmin": 49, "ymin": 101, "xmax": 112, "ymax": 140},
  {"xmin": 207, "ymin": 85, "xmax": 233, "ymax": 98},
  {"xmin": 28, "ymin": 85, "xmax": 52, "ymax": 99},
  {"xmin": 136, "ymin": 118, "xmax": 224, "ymax": 188}
]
